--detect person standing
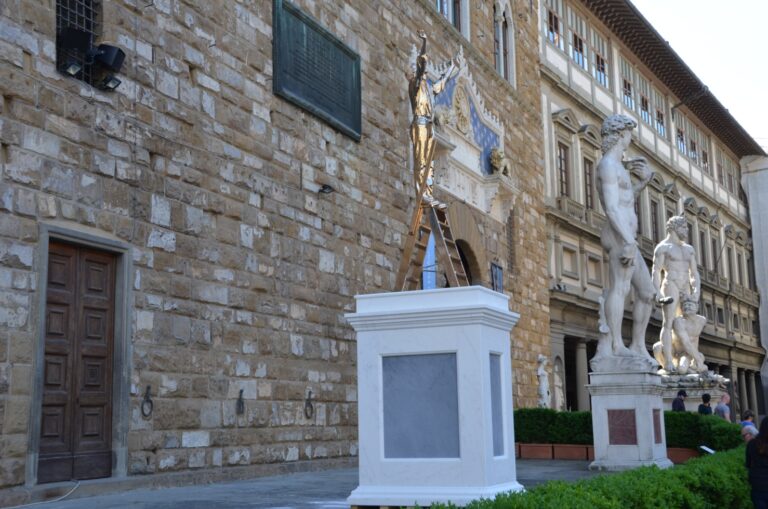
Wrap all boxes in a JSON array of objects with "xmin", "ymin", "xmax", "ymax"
[
  {"xmin": 746, "ymin": 417, "xmax": 768, "ymax": 509},
  {"xmin": 714, "ymin": 393, "xmax": 731, "ymax": 422},
  {"xmin": 697, "ymin": 393, "xmax": 712, "ymax": 415},
  {"xmin": 672, "ymin": 389, "xmax": 687, "ymax": 412},
  {"xmin": 741, "ymin": 410, "xmax": 759, "ymax": 442}
]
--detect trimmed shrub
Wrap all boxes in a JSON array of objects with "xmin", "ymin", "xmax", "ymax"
[
  {"xmin": 435, "ymin": 446, "xmax": 750, "ymax": 509},
  {"xmin": 663, "ymin": 411, "xmax": 702, "ymax": 449},
  {"xmin": 514, "ymin": 408, "xmax": 742, "ymax": 451},
  {"xmin": 550, "ymin": 411, "xmax": 592, "ymax": 445},
  {"xmin": 699, "ymin": 415, "xmax": 743, "ymax": 451},
  {"xmin": 513, "ymin": 408, "xmax": 559, "ymax": 444}
]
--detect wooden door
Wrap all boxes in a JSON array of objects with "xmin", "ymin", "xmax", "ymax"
[{"xmin": 38, "ymin": 242, "xmax": 116, "ymax": 483}]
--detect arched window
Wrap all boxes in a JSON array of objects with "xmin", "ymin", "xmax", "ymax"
[
  {"xmin": 493, "ymin": 5, "xmax": 501, "ymax": 73},
  {"xmin": 436, "ymin": 0, "xmax": 470, "ymax": 39},
  {"xmin": 502, "ymin": 12, "xmax": 510, "ymax": 81},
  {"xmin": 493, "ymin": 2, "xmax": 516, "ymax": 87}
]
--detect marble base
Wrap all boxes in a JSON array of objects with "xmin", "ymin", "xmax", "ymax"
[
  {"xmin": 588, "ymin": 371, "xmax": 672, "ymax": 471},
  {"xmin": 348, "ymin": 482, "xmax": 525, "ymax": 507},
  {"xmin": 345, "ymin": 287, "xmax": 523, "ymax": 507}
]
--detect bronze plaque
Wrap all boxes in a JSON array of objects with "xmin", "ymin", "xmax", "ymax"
[
  {"xmin": 653, "ymin": 409, "xmax": 662, "ymax": 444},
  {"xmin": 273, "ymin": 0, "xmax": 361, "ymax": 140},
  {"xmin": 607, "ymin": 409, "xmax": 637, "ymax": 445}
]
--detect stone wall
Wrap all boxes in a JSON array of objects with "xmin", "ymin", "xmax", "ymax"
[{"xmin": 0, "ymin": 0, "xmax": 548, "ymax": 487}]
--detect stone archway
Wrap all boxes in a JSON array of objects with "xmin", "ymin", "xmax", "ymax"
[
  {"xmin": 455, "ymin": 239, "xmax": 480, "ymax": 285},
  {"xmin": 446, "ymin": 202, "xmax": 489, "ymax": 286}
]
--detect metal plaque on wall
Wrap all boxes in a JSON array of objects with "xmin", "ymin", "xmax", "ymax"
[{"xmin": 273, "ymin": 0, "xmax": 361, "ymax": 141}]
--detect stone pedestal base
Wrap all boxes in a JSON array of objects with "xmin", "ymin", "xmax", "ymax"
[
  {"xmin": 588, "ymin": 371, "xmax": 672, "ymax": 471},
  {"xmin": 345, "ymin": 287, "xmax": 523, "ymax": 507},
  {"xmin": 659, "ymin": 372, "xmax": 729, "ymax": 413}
]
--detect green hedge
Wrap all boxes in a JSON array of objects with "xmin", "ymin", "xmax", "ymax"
[
  {"xmin": 435, "ymin": 446, "xmax": 750, "ymax": 509},
  {"xmin": 514, "ymin": 409, "xmax": 742, "ymax": 450}
]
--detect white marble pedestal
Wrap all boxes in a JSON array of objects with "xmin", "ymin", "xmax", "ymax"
[
  {"xmin": 346, "ymin": 287, "xmax": 523, "ymax": 507},
  {"xmin": 588, "ymin": 371, "xmax": 673, "ymax": 471}
]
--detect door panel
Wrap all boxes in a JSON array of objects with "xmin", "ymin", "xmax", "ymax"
[{"xmin": 38, "ymin": 242, "xmax": 115, "ymax": 483}]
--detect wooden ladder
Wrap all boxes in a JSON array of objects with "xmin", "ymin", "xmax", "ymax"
[{"xmin": 395, "ymin": 202, "xmax": 469, "ymax": 291}]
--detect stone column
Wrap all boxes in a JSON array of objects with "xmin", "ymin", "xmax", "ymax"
[
  {"xmin": 738, "ymin": 368, "xmax": 748, "ymax": 418},
  {"xmin": 742, "ymin": 155, "xmax": 768, "ymax": 421},
  {"xmin": 748, "ymin": 371, "xmax": 759, "ymax": 415},
  {"xmin": 575, "ymin": 341, "xmax": 590, "ymax": 411}
]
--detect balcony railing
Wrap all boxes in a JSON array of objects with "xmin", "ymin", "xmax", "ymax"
[
  {"xmin": 586, "ymin": 209, "xmax": 606, "ymax": 231},
  {"xmin": 556, "ymin": 196, "xmax": 586, "ymax": 221}
]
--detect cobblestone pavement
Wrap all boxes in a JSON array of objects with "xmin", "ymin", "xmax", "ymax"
[{"xmin": 26, "ymin": 460, "xmax": 604, "ymax": 509}]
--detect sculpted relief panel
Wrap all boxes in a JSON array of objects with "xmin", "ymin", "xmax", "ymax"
[{"xmin": 410, "ymin": 45, "xmax": 516, "ymax": 220}]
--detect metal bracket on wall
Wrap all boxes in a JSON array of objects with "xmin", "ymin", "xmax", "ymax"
[
  {"xmin": 304, "ymin": 389, "xmax": 314, "ymax": 419},
  {"xmin": 141, "ymin": 385, "xmax": 153, "ymax": 418}
]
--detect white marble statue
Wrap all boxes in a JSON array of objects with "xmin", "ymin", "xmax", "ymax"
[
  {"xmin": 553, "ymin": 358, "xmax": 565, "ymax": 411},
  {"xmin": 650, "ymin": 216, "xmax": 707, "ymax": 374},
  {"xmin": 537, "ymin": 354, "xmax": 551, "ymax": 408},
  {"xmin": 592, "ymin": 115, "xmax": 658, "ymax": 370}
]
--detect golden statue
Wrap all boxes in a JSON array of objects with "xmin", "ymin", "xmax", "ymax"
[
  {"xmin": 395, "ymin": 31, "xmax": 469, "ymax": 291},
  {"xmin": 407, "ymin": 30, "xmax": 458, "ymax": 208}
]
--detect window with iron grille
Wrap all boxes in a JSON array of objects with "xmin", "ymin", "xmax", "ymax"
[
  {"xmin": 557, "ymin": 142, "xmax": 570, "ymax": 197},
  {"xmin": 716, "ymin": 148, "xmax": 726, "ymax": 185},
  {"xmin": 737, "ymin": 252, "xmax": 744, "ymax": 285},
  {"xmin": 702, "ymin": 147, "xmax": 710, "ymax": 174},
  {"xmin": 653, "ymin": 88, "xmax": 666, "ymax": 138},
  {"xmin": 636, "ymin": 75, "xmax": 651, "ymax": 125},
  {"xmin": 675, "ymin": 112, "xmax": 687, "ymax": 155},
  {"xmin": 650, "ymin": 199, "xmax": 660, "ymax": 243},
  {"xmin": 686, "ymin": 221, "xmax": 694, "ymax": 246},
  {"xmin": 502, "ymin": 12, "xmax": 510, "ymax": 81},
  {"xmin": 583, "ymin": 158, "xmax": 594, "ymax": 210},
  {"xmin": 699, "ymin": 229, "xmax": 708, "ymax": 268},
  {"xmin": 620, "ymin": 58, "xmax": 634, "ymax": 110},
  {"xmin": 435, "ymin": 0, "xmax": 462, "ymax": 32},
  {"xmin": 453, "ymin": 0, "xmax": 461, "ymax": 32},
  {"xmin": 493, "ymin": 5, "xmax": 501, "ymax": 73},
  {"xmin": 591, "ymin": 30, "xmax": 609, "ymax": 88},
  {"xmin": 711, "ymin": 237, "xmax": 719, "ymax": 273},
  {"xmin": 56, "ymin": 0, "xmax": 100, "ymax": 86},
  {"xmin": 688, "ymin": 120, "xmax": 702, "ymax": 165},
  {"xmin": 546, "ymin": 0, "xmax": 564, "ymax": 50},
  {"xmin": 704, "ymin": 302, "xmax": 713, "ymax": 323},
  {"xmin": 727, "ymin": 246, "xmax": 734, "ymax": 280},
  {"xmin": 567, "ymin": 7, "xmax": 587, "ymax": 70}
]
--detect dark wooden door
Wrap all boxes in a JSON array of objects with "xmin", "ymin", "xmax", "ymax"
[{"xmin": 38, "ymin": 242, "xmax": 116, "ymax": 483}]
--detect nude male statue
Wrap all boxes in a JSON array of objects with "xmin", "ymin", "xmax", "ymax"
[
  {"xmin": 407, "ymin": 30, "xmax": 458, "ymax": 208},
  {"xmin": 652, "ymin": 296, "xmax": 707, "ymax": 374},
  {"xmin": 595, "ymin": 115, "xmax": 659, "ymax": 361},
  {"xmin": 651, "ymin": 215, "xmax": 702, "ymax": 372}
]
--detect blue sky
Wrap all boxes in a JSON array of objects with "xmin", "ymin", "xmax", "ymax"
[{"xmin": 631, "ymin": 0, "xmax": 768, "ymax": 152}]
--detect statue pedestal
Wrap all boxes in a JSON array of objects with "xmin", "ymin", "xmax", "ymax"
[
  {"xmin": 659, "ymin": 372, "xmax": 729, "ymax": 412},
  {"xmin": 346, "ymin": 287, "xmax": 523, "ymax": 507},
  {"xmin": 588, "ymin": 370, "xmax": 672, "ymax": 471}
]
